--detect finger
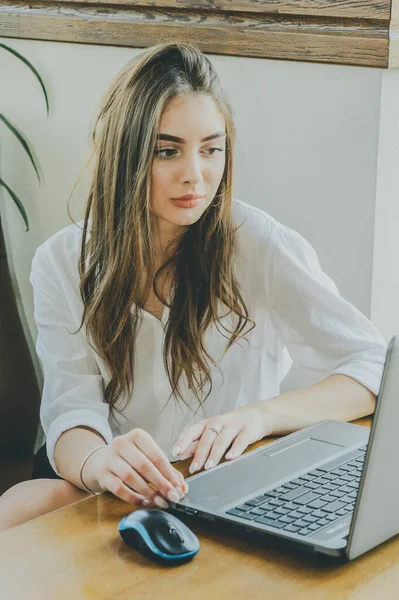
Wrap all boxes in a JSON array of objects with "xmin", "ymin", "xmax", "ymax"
[
  {"xmin": 99, "ymin": 471, "xmax": 147, "ymax": 506},
  {"xmin": 178, "ymin": 440, "xmax": 199, "ymax": 461},
  {"xmin": 129, "ymin": 492, "xmax": 157, "ymax": 508},
  {"xmin": 172, "ymin": 422, "xmax": 207, "ymax": 458},
  {"xmin": 173, "ymin": 467, "xmax": 189, "ymax": 490},
  {"xmin": 124, "ymin": 429, "xmax": 186, "ymax": 490},
  {"xmin": 98, "ymin": 467, "xmax": 156, "ymax": 507},
  {"xmin": 141, "ymin": 498, "xmax": 157, "ymax": 508},
  {"xmin": 173, "ymin": 470, "xmax": 189, "ymax": 495},
  {"xmin": 108, "ymin": 455, "xmax": 172, "ymax": 508},
  {"xmin": 118, "ymin": 436, "xmax": 185, "ymax": 502},
  {"xmin": 189, "ymin": 427, "xmax": 225, "ymax": 474},
  {"xmin": 202, "ymin": 428, "xmax": 238, "ymax": 469},
  {"xmin": 224, "ymin": 429, "xmax": 253, "ymax": 460}
]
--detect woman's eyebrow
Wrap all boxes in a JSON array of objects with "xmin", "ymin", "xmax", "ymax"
[{"xmin": 156, "ymin": 132, "xmax": 226, "ymax": 144}]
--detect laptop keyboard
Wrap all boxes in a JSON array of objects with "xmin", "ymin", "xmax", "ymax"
[{"xmin": 226, "ymin": 445, "xmax": 367, "ymax": 537}]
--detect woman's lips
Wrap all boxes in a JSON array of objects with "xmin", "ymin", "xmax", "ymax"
[{"xmin": 171, "ymin": 197, "xmax": 202, "ymax": 208}]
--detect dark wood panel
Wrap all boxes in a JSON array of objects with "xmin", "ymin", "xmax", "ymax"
[
  {"xmin": 0, "ymin": 2, "xmax": 389, "ymax": 67},
  {"xmin": 38, "ymin": 0, "xmax": 392, "ymax": 20}
]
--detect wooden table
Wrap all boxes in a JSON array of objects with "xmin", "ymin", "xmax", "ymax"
[{"xmin": 2, "ymin": 417, "xmax": 399, "ymax": 600}]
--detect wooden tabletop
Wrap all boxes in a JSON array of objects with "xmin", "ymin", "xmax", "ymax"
[{"xmin": 2, "ymin": 417, "xmax": 399, "ymax": 600}]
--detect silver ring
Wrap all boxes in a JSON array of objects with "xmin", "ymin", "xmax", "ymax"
[{"xmin": 207, "ymin": 425, "xmax": 222, "ymax": 435}]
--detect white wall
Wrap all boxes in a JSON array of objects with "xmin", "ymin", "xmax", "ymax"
[
  {"xmin": 371, "ymin": 68, "xmax": 399, "ymax": 341},
  {"xmin": 0, "ymin": 37, "xmax": 385, "ymax": 392}
]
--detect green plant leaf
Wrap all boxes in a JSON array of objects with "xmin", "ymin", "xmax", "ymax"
[
  {"xmin": 0, "ymin": 43, "xmax": 49, "ymax": 115},
  {"xmin": 0, "ymin": 178, "xmax": 29, "ymax": 231},
  {"xmin": 0, "ymin": 114, "xmax": 41, "ymax": 184}
]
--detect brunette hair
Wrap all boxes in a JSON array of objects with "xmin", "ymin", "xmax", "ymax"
[{"xmin": 78, "ymin": 41, "xmax": 255, "ymax": 416}]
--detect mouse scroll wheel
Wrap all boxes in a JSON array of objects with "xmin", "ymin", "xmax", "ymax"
[{"xmin": 169, "ymin": 527, "xmax": 184, "ymax": 543}]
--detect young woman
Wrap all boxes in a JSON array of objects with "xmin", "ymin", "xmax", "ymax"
[{"xmin": 0, "ymin": 42, "xmax": 387, "ymax": 531}]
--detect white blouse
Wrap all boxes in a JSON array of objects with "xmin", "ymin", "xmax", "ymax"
[{"xmin": 30, "ymin": 199, "xmax": 387, "ymax": 474}]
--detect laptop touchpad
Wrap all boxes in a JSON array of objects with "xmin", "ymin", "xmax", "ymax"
[{"xmin": 184, "ymin": 437, "xmax": 344, "ymax": 511}]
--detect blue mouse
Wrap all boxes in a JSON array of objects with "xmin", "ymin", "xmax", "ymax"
[{"xmin": 118, "ymin": 508, "xmax": 200, "ymax": 565}]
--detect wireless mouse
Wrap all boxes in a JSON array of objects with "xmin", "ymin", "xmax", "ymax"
[{"xmin": 118, "ymin": 508, "xmax": 200, "ymax": 565}]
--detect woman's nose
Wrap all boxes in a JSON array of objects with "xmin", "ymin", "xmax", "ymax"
[{"xmin": 180, "ymin": 154, "xmax": 203, "ymax": 184}]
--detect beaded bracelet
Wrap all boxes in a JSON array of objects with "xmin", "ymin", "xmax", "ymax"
[{"xmin": 79, "ymin": 445, "xmax": 108, "ymax": 495}]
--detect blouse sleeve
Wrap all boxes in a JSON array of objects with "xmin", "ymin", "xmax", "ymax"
[
  {"xmin": 30, "ymin": 243, "xmax": 113, "ymax": 475},
  {"xmin": 266, "ymin": 219, "xmax": 387, "ymax": 395}
]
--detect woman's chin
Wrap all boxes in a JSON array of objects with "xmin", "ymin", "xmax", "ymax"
[{"xmin": 166, "ymin": 208, "xmax": 205, "ymax": 226}]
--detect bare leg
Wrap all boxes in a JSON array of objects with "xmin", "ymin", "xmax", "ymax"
[{"xmin": 0, "ymin": 479, "xmax": 89, "ymax": 532}]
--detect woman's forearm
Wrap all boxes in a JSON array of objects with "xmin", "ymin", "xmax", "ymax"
[
  {"xmin": 54, "ymin": 426, "xmax": 107, "ymax": 492},
  {"xmin": 260, "ymin": 374, "xmax": 377, "ymax": 436}
]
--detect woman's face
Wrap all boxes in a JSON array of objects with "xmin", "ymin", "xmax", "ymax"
[{"xmin": 151, "ymin": 93, "xmax": 226, "ymax": 239}]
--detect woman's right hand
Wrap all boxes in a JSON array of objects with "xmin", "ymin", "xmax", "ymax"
[{"xmin": 84, "ymin": 429, "xmax": 188, "ymax": 508}]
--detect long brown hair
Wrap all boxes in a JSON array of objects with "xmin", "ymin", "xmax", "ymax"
[{"xmin": 78, "ymin": 42, "xmax": 255, "ymax": 416}]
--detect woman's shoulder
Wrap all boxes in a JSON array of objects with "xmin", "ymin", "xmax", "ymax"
[
  {"xmin": 32, "ymin": 220, "xmax": 85, "ymax": 277},
  {"xmin": 231, "ymin": 198, "xmax": 314, "ymax": 259},
  {"xmin": 231, "ymin": 198, "xmax": 278, "ymax": 254},
  {"xmin": 232, "ymin": 198, "xmax": 276, "ymax": 232}
]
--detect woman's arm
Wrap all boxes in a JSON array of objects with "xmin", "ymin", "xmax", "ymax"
[
  {"xmin": 54, "ymin": 426, "xmax": 107, "ymax": 493},
  {"xmin": 260, "ymin": 373, "xmax": 376, "ymax": 436},
  {"xmin": 260, "ymin": 219, "xmax": 386, "ymax": 429},
  {"xmin": 30, "ymin": 240, "xmax": 115, "ymax": 476},
  {"xmin": 55, "ymin": 425, "xmax": 188, "ymax": 503},
  {"xmin": 172, "ymin": 374, "xmax": 376, "ymax": 472},
  {"xmin": 31, "ymin": 236, "xmax": 188, "ymax": 504}
]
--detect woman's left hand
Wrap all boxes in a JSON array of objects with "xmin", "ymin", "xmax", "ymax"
[{"xmin": 171, "ymin": 404, "xmax": 270, "ymax": 474}]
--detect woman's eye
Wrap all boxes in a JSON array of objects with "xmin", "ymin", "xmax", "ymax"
[
  {"xmin": 154, "ymin": 147, "xmax": 225, "ymax": 159},
  {"xmin": 155, "ymin": 148, "xmax": 178, "ymax": 158},
  {"xmin": 205, "ymin": 147, "xmax": 225, "ymax": 156}
]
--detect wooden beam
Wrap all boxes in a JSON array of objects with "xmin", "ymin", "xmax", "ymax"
[
  {"xmin": 37, "ymin": 0, "xmax": 392, "ymax": 20},
  {"xmin": 389, "ymin": 0, "xmax": 399, "ymax": 66},
  {"xmin": 0, "ymin": 1, "xmax": 390, "ymax": 68}
]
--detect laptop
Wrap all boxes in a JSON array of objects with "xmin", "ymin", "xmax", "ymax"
[{"xmin": 169, "ymin": 334, "xmax": 399, "ymax": 561}]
